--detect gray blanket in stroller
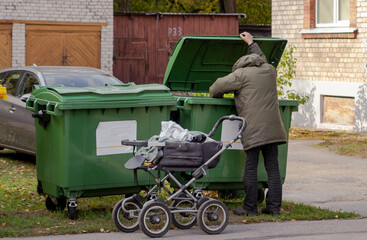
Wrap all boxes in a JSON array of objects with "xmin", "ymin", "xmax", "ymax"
[{"xmin": 136, "ymin": 131, "xmax": 207, "ymax": 165}]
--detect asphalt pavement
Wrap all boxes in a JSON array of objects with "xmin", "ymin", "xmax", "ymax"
[
  {"xmin": 6, "ymin": 218, "xmax": 367, "ymax": 240},
  {"xmin": 284, "ymin": 139, "xmax": 367, "ymax": 216},
  {"xmin": 4, "ymin": 139, "xmax": 367, "ymax": 239}
]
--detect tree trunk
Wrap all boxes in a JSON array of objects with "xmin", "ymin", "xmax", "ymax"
[
  {"xmin": 116, "ymin": 0, "xmax": 131, "ymax": 11},
  {"xmin": 219, "ymin": 0, "xmax": 236, "ymax": 13}
]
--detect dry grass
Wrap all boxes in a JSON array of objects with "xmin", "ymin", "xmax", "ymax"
[{"xmin": 289, "ymin": 127, "xmax": 367, "ymax": 158}]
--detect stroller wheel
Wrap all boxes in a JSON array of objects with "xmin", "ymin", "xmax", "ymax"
[
  {"xmin": 112, "ymin": 198, "xmax": 141, "ymax": 233},
  {"xmin": 139, "ymin": 201, "xmax": 172, "ymax": 238},
  {"xmin": 197, "ymin": 199, "xmax": 228, "ymax": 235},
  {"xmin": 171, "ymin": 199, "xmax": 197, "ymax": 229}
]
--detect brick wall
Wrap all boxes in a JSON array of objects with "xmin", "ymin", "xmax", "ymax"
[
  {"xmin": 12, "ymin": 23, "xmax": 25, "ymax": 66},
  {"xmin": 272, "ymin": 0, "xmax": 366, "ymax": 83},
  {"xmin": 0, "ymin": 0, "xmax": 113, "ymax": 73},
  {"xmin": 272, "ymin": 0, "xmax": 367, "ymax": 132}
]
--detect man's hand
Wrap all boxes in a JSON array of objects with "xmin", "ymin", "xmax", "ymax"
[{"xmin": 240, "ymin": 32, "xmax": 253, "ymax": 46}]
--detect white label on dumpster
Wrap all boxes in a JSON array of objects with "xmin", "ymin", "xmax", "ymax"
[
  {"xmin": 220, "ymin": 120, "xmax": 243, "ymax": 150},
  {"xmin": 96, "ymin": 120, "xmax": 137, "ymax": 156}
]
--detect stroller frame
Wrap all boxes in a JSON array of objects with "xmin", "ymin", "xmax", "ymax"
[{"xmin": 112, "ymin": 115, "xmax": 246, "ymax": 238}]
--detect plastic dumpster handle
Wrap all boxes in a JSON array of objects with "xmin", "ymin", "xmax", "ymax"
[{"xmin": 207, "ymin": 115, "xmax": 246, "ymax": 140}]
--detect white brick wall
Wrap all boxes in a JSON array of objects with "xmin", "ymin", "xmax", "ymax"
[
  {"xmin": 12, "ymin": 23, "xmax": 25, "ymax": 67},
  {"xmin": 0, "ymin": 0, "xmax": 111, "ymax": 23},
  {"xmin": 0, "ymin": 0, "xmax": 113, "ymax": 73}
]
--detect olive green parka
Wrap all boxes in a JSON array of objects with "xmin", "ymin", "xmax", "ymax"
[{"xmin": 209, "ymin": 43, "xmax": 287, "ymax": 151}]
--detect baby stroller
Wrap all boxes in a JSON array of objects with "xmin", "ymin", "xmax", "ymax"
[{"xmin": 112, "ymin": 115, "xmax": 246, "ymax": 238}]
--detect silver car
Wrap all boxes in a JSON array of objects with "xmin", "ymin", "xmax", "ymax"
[{"xmin": 0, "ymin": 66, "xmax": 123, "ymax": 155}]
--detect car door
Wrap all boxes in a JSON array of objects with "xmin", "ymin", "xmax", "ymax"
[
  {"xmin": 11, "ymin": 71, "xmax": 40, "ymax": 154},
  {"xmin": 0, "ymin": 71, "xmax": 24, "ymax": 149},
  {"xmin": 0, "ymin": 71, "xmax": 39, "ymax": 154},
  {"xmin": 0, "ymin": 71, "xmax": 9, "ymax": 148}
]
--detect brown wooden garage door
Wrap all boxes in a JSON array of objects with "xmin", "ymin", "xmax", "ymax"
[
  {"xmin": 114, "ymin": 13, "xmax": 240, "ymax": 84},
  {"xmin": 26, "ymin": 25, "xmax": 101, "ymax": 68},
  {"xmin": 0, "ymin": 24, "xmax": 12, "ymax": 69}
]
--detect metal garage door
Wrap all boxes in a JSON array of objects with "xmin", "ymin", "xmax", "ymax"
[
  {"xmin": 0, "ymin": 24, "xmax": 12, "ymax": 69},
  {"xmin": 26, "ymin": 24, "xmax": 101, "ymax": 68}
]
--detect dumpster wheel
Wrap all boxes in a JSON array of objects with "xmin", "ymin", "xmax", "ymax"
[
  {"xmin": 45, "ymin": 196, "xmax": 66, "ymax": 211},
  {"xmin": 257, "ymin": 188, "xmax": 265, "ymax": 203},
  {"xmin": 67, "ymin": 198, "xmax": 78, "ymax": 220},
  {"xmin": 218, "ymin": 190, "xmax": 245, "ymax": 199}
]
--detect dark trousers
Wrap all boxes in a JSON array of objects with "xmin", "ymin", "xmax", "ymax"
[{"xmin": 243, "ymin": 143, "xmax": 282, "ymax": 212}]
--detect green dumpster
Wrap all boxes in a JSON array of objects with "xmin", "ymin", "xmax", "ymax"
[
  {"xmin": 164, "ymin": 36, "xmax": 298, "ymax": 199},
  {"xmin": 26, "ymin": 83, "xmax": 176, "ymax": 218}
]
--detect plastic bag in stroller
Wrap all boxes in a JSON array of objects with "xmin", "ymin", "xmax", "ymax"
[{"xmin": 112, "ymin": 115, "xmax": 246, "ymax": 238}]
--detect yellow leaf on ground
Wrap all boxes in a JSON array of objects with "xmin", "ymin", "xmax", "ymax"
[
  {"xmin": 291, "ymin": 219, "xmax": 297, "ymax": 222},
  {"xmin": 242, "ymin": 220, "xmax": 250, "ymax": 224},
  {"xmin": 1, "ymin": 222, "xmax": 6, "ymax": 227}
]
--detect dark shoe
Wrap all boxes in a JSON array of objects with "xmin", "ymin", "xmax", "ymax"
[
  {"xmin": 261, "ymin": 208, "xmax": 280, "ymax": 216},
  {"xmin": 233, "ymin": 207, "xmax": 258, "ymax": 216}
]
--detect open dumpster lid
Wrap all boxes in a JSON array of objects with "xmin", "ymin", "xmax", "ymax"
[{"xmin": 163, "ymin": 35, "xmax": 287, "ymax": 92}]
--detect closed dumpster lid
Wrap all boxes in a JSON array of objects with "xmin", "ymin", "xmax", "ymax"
[
  {"xmin": 27, "ymin": 84, "xmax": 176, "ymax": 115},
  {"xmin": 163, "ymin": 35, "xmax": 287, "ymax": 92}
]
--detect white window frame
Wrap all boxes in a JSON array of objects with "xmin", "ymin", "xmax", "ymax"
[{"xmin": 315, "ymin": 0, "xmax": 350, "ymax": 27}]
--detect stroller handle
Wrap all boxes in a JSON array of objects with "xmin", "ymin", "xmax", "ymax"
[
  {"xmin": 207, "ymin": 115, "xmax": 246, "ymax": 139},
  {"xmin": 121, "ymin": 140, "xmax": 148, "ymax": 147}
]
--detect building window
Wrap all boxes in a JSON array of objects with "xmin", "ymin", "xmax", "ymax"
[
  {"xmin": 316, "ymin": 0, "xmax": 350, "ymax": 27},
  {"xmin": 302, "ymin": 0, "xmax": 357, "ymax": 39}
]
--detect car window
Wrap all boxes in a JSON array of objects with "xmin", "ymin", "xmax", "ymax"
[
  {"xmin": 0, "ymin": 72, "xmax": 5, "ymax": 83},
  {"xmin": 17, "ymin": 72, "xmax": 39, "ymax": 97},
  {"xmin": 2, "ymin": 71, "xmax": 23, "ymax": 96},
  {"xmin": 43, "ymin": 73, "xmax": 122, "ymax": 87}
]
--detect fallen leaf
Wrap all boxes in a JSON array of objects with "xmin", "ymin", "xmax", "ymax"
[
  {"xmin": 242, "ymin": 220, "xmax": 250, "ymax": 224},
  {"xmin": 291, "ymin": 219, "xmax": 297, "ymax": 222},
  {"xmin": 286, "ymin": 205, "xmax": 295, "ymax": 211},
  {"xmin": 68, "ymin": 222, "xmax": 76, "ymax": 225},
  {"xmin": 81, "ymin": 230, "xmax": 87, "ymax": 233},
  {"xmin": 1, "ymin": 223, "xmax": 6, "ymax": 227},
  {"xmin": 100, "ymin": 228, "xmax": 105, "ymax": 232}
]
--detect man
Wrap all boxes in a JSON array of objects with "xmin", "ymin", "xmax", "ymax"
[{"xmin": 209, "ymin": 32, "xmax": 287, "ymax": 216}]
